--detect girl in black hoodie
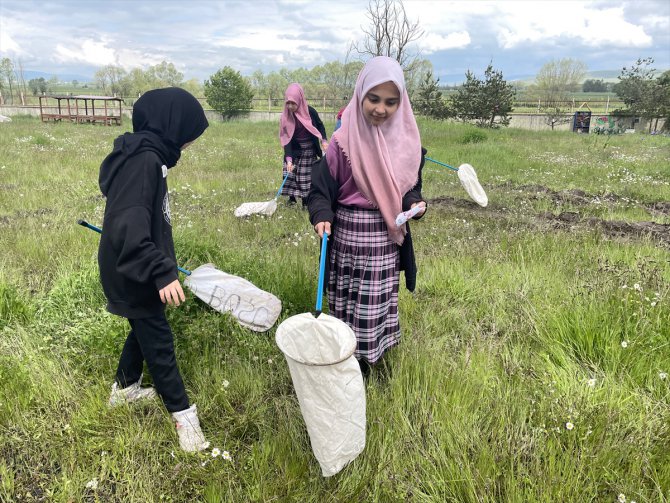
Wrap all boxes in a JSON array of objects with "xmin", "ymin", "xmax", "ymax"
[{"xmin": 98, "ymin": 87, "xmax": 209, "ymax": 452}]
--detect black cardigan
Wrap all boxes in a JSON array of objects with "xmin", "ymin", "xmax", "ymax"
[
  {"xmin": 283, "ymin": 105, "xmax": 327, "ymax": 161},
  {"xmin": 308, "ymin": 147, "xmax": 427, "ymax": 291}
]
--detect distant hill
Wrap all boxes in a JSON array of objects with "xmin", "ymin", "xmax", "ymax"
[
  {"xmin": 24, "ymin": 70, "xmax": 94, "ymax": 83},
  {"xmin": 587, "ymin": 70, "xmax": 622, "ymax": 80}
]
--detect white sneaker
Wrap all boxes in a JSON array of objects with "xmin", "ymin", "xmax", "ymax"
[
  {"xmin": 108, "ymin": 374, "xmax": 157, "ymax": 407},
  {"xmin": 172, "ymin": 404, "xmax": 210, "ymax": 452}
]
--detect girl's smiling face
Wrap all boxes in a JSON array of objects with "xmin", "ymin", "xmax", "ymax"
[{"xmin": 362, "ymin": 81, "xmax": 400, "ymax": 126}]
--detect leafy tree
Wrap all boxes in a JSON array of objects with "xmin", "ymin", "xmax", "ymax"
[
  {"xmin": 28, "ymin": 77, "xmax": 48, "ymax": 96},
  {"xmin": 657, "ymin": 70, "xmax": 670, "ymax": 132},
  {"xmin": 448, "ymin": 64, "xmax": 515, "ymax": 128},
  {"xmin": 146, "ymin": 61, "xmax": 184, "ymax": 87},
  {"xmin": 46, "ymin": 76, "xmax": 59, "ymax": 93},
  {"xmin": 535, "ymin": 58, "xmax": 587, "ymax": 94},
  {"xmin": 531, "ymin": 59, "xmax": 587, "ymax": 130},
  {"xmin": 613, "ymin": 57, "xmax": 668, "ymax": 133},
  {"xmin": 204, "ymin": 67, "xmax": 254, "ymax": 119},
  {"xmin": 0, "ymin": 58, "xmax": 15, "ymax": 104},
  {"xmin": 404, "ymin": 58, "xmax": 434, "ymax": 98},
  {"xmin": 180, "ymin": 78, "xmax": 204, "ymax": 99},
  {"xmin": 413, "ymin": 71, "xmax": 449, "ymax": 120},
  {"xmin": 124, "ymin": 68, "xmax": 151, "ymax": 97},
  {"xmin": 94, "ymin": 65, "xmax": 127, "ymax": 95},
  {"xmin": 582, "ymin": 79, "xmax": 607, "ymax": 92}
]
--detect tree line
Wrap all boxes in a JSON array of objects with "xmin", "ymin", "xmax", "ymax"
[{"xmin": 1, "ymin": 0, "xmax": 667, "ymax": 131}]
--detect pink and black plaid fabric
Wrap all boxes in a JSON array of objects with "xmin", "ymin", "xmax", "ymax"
[
  {"xmin": 282, "ymin": 140, "xmax": 315, "ymax": 199},
  {"xmin": 329, "ymin": 206, "xmax": 400, "ymax": 364}
]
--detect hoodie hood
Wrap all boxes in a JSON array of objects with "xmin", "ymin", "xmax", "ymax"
[{"xmin": 99, "ymin": 87, "xmax": 208, "ymax": 196}]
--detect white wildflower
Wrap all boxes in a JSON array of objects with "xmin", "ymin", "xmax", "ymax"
[
  {"xmin": 222, "ymin": 379, "xmax": 230, "ymax": 388},
  {"xmin": 660, "ymin": 372, "xmax": 668, "ymax": 380},
  {"xmin": 621, "ymin": 341, "xmax": 628, "ymax": 348},
  {"xmin": 565, "ymin": 422, "xmax": 574, "ymax": 431},
  {"xmin": 211, "ymin": 447, "xmax": 221, "ymax": 457},
  {"xmin": 222, "ymin": 450, "xmax": 232, "ymax": 461},
  {"xmin": 587, "ymin": 378, "xmax": 596, "ymax": 387},
  {"xmin": 633, "ymin": 283, "xmax": 642, "ymax": 291},
  {"xmin": 85, "ymin": 478, "xmax": 99, "ymax": 490},
  {"xmin": 617, "ymin": 494, "xmax": 626, "ymax": 503}
]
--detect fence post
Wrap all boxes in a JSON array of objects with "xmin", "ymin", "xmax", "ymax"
[{"xmin": 605, "ymin": 95, "xmax": 610, "ymax": 114}]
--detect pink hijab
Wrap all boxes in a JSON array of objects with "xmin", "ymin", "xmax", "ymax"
[
  {"xmin": 279, "ymin": 83, "xmax": 323, "ymax": 147},
  {"xmin": 334, "ymin": 56, "xmax": 421, "ymax": 245}
]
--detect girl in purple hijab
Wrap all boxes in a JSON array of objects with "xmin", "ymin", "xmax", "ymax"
[{"xmin": 279, "ymin": 83, "xmax": 328, "ymax": 208}]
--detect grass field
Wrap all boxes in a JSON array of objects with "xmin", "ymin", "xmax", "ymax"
[{"xmin": 0, "ymin": 116, "xmax": 668, "ymax": 502}]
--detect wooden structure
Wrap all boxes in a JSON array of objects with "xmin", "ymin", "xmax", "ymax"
[{"xmin": 39, "ymin": 95, "xmax": 124, "ymax": 126}]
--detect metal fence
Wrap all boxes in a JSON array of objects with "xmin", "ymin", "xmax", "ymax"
[{"xmin": 2, "ymin": 91, "xmax": 626, "ymax": 115}]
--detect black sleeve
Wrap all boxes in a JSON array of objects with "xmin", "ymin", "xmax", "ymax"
[
  {"xmin": 402, "ymin": 147, "xmax": 427, "ymax": 218},
  {"xmin": 309, "ymin": 106, "xmax": 327, "ymax": 140},
  {"xmin": 307, "ymin": 156, "xmax": 338, "ymax": 225},
  {"xmin": 283, "ymin": 142, "xmax": 295, "ymax": 162}
]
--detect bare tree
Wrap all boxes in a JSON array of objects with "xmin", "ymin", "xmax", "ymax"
[
  {"xmin": 15, "ymin": 59, "xmax": 28, "ymax": 104},
  {"xmin": 350, "ymin": 0, "xmax": 424, "ymax": 73}
]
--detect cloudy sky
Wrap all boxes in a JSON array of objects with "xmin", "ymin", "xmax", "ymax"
[{"xmin": 1, "ymin": 0, "xmax": 668, "ymax": 83}]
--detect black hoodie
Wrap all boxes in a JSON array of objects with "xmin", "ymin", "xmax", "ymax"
[{"xmin": 98, "ymin": 88, "xmax": 208, "ymax": 318}]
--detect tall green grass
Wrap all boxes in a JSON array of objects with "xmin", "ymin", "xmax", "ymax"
[{"xmin": 0, "ymin": 117, "xmax": 668, "ymax": 502}]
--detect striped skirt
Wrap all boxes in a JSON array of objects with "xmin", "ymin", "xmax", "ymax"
[
  {"xmin": 281, "ymin": 140, "xmax": 316, "ymax": 199},
  {"xmin": 329, "ymin": 206, "xmax": 401, "ymax": 364}
]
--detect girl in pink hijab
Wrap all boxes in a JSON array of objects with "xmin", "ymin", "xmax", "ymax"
[
  {"xmin": 279, "ymin": 83, "xmax": 328, "ymax": 208},
  {"xmin": 308, "ymin": 56, "xmax": 427, "ymax": 376}
]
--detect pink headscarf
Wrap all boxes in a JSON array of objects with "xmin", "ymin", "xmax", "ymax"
[
  {"xmin": 334, "ymin": 56, "xmax": 421, "ymax": 245},
  {"xmin": 279, "ymin": 83, "xmax": 323, "ymax": 147}
]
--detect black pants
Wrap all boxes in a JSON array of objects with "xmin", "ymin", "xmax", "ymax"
[{"xmin": 115, "ymin": 314, "xmax": 189, "ymax": 413}]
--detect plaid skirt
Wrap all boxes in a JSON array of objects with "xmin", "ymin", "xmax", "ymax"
[
  {"xmin": 281, "ymin": 140, "xmax": 316, "ymax": 199},
  {"xmin": 329, "ymin": 206, "xmax": 401, "ymax": 364}
]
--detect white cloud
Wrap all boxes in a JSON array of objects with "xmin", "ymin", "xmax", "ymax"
[
  {"xmin": 495, "ymin": 3, "xmax": 652, "ymax": 49},
  {"xmin": 55, "ymin": 39, "xmax": 116, "ymax": 66},
  {"xmin": 0, "ymin": 0, "xmax": 667, "ymax": 81},
  {"xmin": 421, "ymin": 31, "xmax": 471, "ymax": 53},
  {"xmin": 215, "ymin": 30, "xmax": 330, "ymax": 52},
  {"xmin": 0, "ymin": 30, "xmax": 21, "ymax": 54},
  {"xmin": 54, "ymin": 39, "xmax": 162, "ymax": 70}
]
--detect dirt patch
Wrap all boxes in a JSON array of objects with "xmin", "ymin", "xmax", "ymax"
[
  {"xmin": 427, "ymin": 194, "xmax": 669, "ymax": 247},
  {"xmin": 0, "ymin": 207, "xmax": 55, "ymax": 227},
  {"xmin": 540, "ymin": 211, "xmax": 670, "ymax": 246},
  {"xmin": 497, "ymin": 181, "xmax": 669, "ymax": 217},
  {"xmin": 649, "ymin": 201, "xmax": 670, "ymax": 216},
  {"xmin": 427, "ymin": 195, "xmax": 482, "ymax": 209}
]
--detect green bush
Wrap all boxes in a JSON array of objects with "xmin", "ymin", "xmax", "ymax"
[{"xmin": 459, "ymin": 129, "xmax": 487, "ymax": 144}]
